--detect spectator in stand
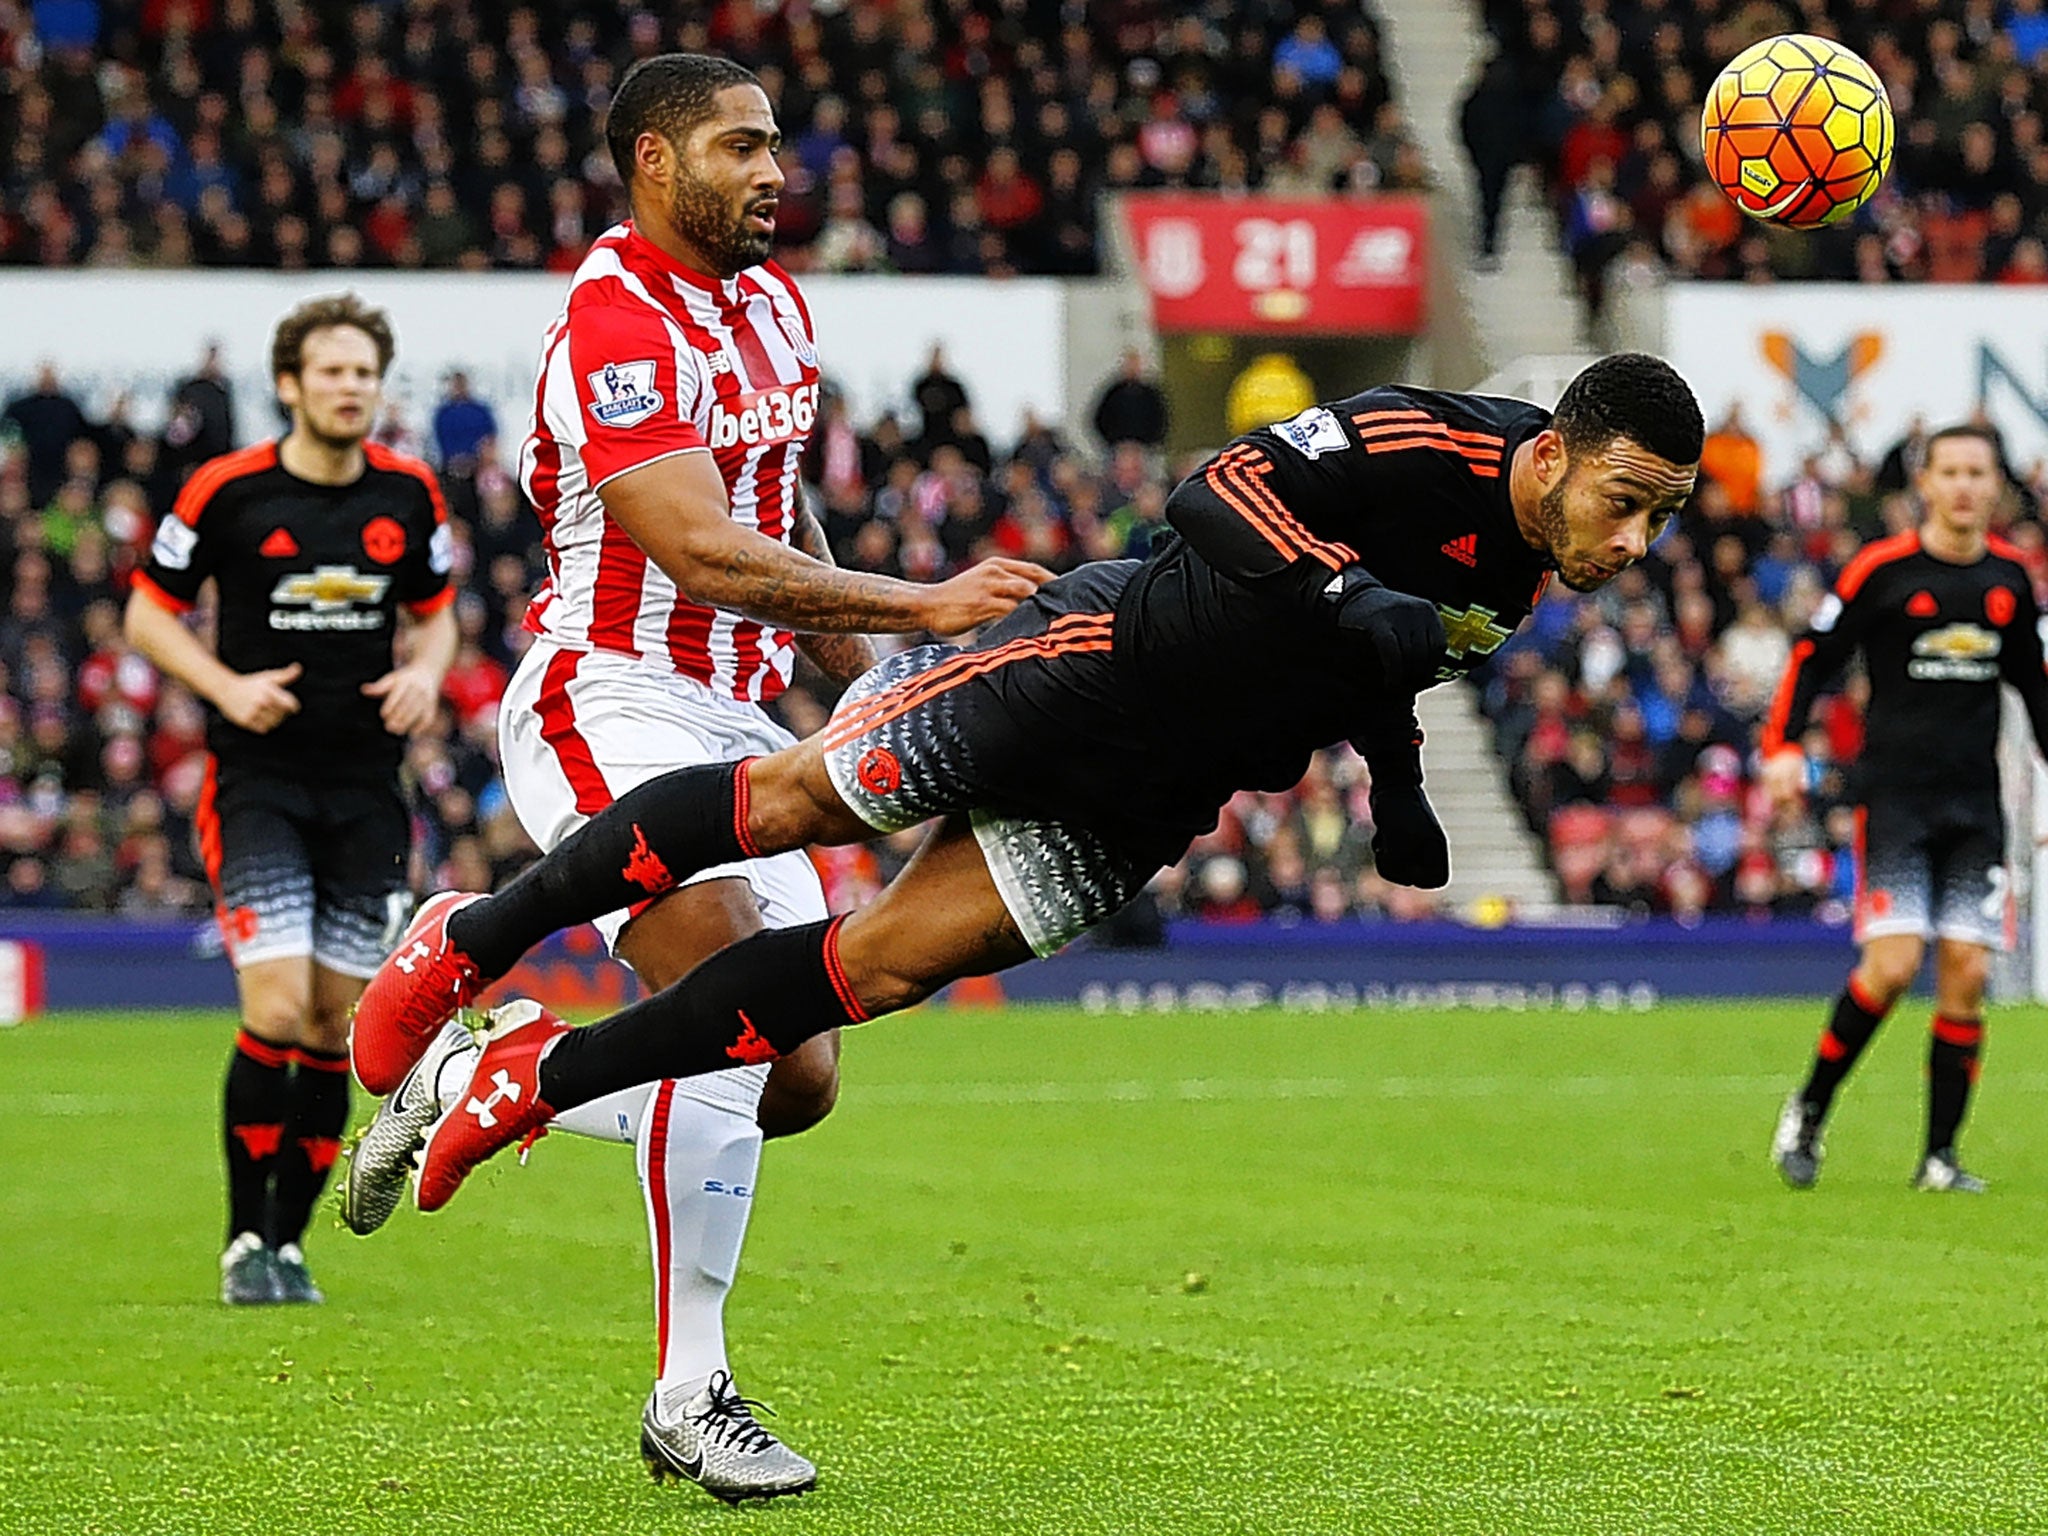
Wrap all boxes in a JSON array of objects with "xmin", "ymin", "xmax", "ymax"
[
  {"xmin": 431, "ymin": 372, "xmax": 498, "ymax": 473},
  {"xmin": 1090, "ymin": 350, "xmax": 1169, "ymax": 452},
  {"xmin": 0, "ymin": 1, "xmax": 1427, "ymax": 279},
  {"xmin": 4, "ymin": 363, "xmax": 91, "ymax": 506}
]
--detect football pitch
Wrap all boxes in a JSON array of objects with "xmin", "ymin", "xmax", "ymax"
[{"xmin": 6, "ymin": 1002, "xmax": 2048, "ymax": 1535}]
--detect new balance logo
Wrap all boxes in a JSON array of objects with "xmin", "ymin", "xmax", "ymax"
[
  {"xmin": 1441, "ymin": 534, "xmax": 1478, "ymax": 567},
  {"xmin": 466, "ymin": 1069, "xmax": 522, "ymax": 1128},
  {"xmin": 393, "ymin": 939, "xmax": 431, "ymax": 975}
]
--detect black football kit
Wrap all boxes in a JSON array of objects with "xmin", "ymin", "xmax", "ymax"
[
  {"xmin": 1763, "ymin": 527, "xmax": 2048, "ymax": 948},
  {"xmin": 1765, "ymin": 526, "xmax": 2048, "ymax": 1174},
  {"xmin": 136, "ymin": 438, "xmax": 452, "ymax": 977}
]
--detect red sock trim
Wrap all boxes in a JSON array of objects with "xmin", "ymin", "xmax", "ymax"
[
  {"xmin": 1932, "ymin": 1014, "xmax": 1983, "ymax": 1047},
  {"xmin": 290, "ymin": 1046, "xmax": 352, "ymax": 1073},
  {"xmin": 1817, "ymin": 1029, "xmax": 1848, "ymax": 1062},
  {"xmin": 235, "ymin": 1030, "xmax": 293, "ymax": 1069},
  {"xmin": 646, "ymin": 1079, "xmax": 677, "ymax": 1376},
  {"xmin": 733, "ymin": 757, "xmax": 761, "ymax": 858},
  {"xmin": 296, "ymin": 1136, "xmax": 342, "ymax": 1173},
  {"xmin": 821, "ymin": 915, "xmax": 869, "ymax": 1024},
  {"xmin": 1846, "ymin": 974, "xmax": 1887, "ymax": 1017}
]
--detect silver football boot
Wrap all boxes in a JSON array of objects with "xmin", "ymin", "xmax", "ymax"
[
  {"xmin": 640, "ymin": 1370, "xmax": 816, "ymax": 1503},
  {"xmin": 340, "ymin": 1019, "xmax": 476, "ymax": 1235},
  {"xmin": 1913, "ymin": 1150, "xmax": 1987, "ymax": 1193},
  {"xmin": 1771, "ymin": 1094, "xmax": 1824, "ymax": 1189}
]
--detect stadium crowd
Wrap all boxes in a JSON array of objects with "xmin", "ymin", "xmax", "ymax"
[
  {"xmin": 1465, "ymin": 0, "xmax": 2048, "ymax": 313},
  {"xmin": 7, "ymin": 339, "xmax": 2031, "ymax": 930},
  {"xmin": 0, "ymin": 0, "xmax": 1425, "ymax": 278}
]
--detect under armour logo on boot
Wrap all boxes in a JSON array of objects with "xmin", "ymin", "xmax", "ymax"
[
  {"xmin": 394, "ymin": 939, "xmax": 431, "ymax": 974},
  {"xmin": 467, "ymin": 1069, "xmax": 522, "ymax": 1128}
]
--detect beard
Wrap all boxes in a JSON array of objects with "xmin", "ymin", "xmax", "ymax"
[
  {"xmin": 669, "ymin": 162, "xmax": 772, "ymax": 275},
  {"xmin": 1540, "ymin": 478, "xmax": 1608, "ymax": 592}
]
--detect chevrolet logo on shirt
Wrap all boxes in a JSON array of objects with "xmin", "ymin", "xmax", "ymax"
[
  {"xmin": 1432, "ymin": 603, "xmax": 1517, "ymax": 682},
  {"xmin": 270, "ymin": 565, "xmax": 390, "ymax": 631},
  {"xmin": 1908, "ymin": 622, "xmax": 2001, "ymax": 681}
]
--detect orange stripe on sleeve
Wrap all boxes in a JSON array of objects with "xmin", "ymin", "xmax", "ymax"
[
  {"xmin": 1760, "ymin": 637, "xmax": 1815, "ymax": 756},
  {"xmin": 1835, "ymin": 530, "xmax": 1920, "ymax": 600},
  {"xmin": 405, "ymin": 585, "xmax": 456, "ymax": 617},
  {"xmin": 1222, "ymin": 459, "xmax": 1358, "ymax": 570},
  {"xmin": 131, "ymin": 570, "xmax": 194, "ymax": 614},
  {"xmin": 365, "ymin": 441, "xmax": 451, "ymax": 524},
  {"xmin": 170, "ymin": 441, "xmax": 278, "ymax": 527},
  {"xmin": 1205, "ymin": 455, "xmax": 1311, "ymax": 563}
]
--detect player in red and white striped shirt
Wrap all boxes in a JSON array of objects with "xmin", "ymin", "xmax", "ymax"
[{"xmin": 346, "ymin": 54, "xmax": 1047, "ymax": 1503}]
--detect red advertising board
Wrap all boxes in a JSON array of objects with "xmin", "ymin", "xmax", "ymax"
[{"xmin": 1120, "ymin": 194, "xmax": 1429, "ymax": 335}]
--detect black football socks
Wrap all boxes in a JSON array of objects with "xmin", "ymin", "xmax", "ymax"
[
  {"xmin": 1799, "ymin": 976, "xmax": 1890, "ymax": 1121},
  {"xmin": 1926, "ymin": 1014, "xmax": 1983, "ymax": 1158},
  {"xmin": 449, "ymin": 761, "xmax": 756, "ymax": 979},
  {"xmin": 539, "ymin": 917, "xmax": 865, "ymax": 1111},
  {"xmin": 271, "ymin": 1045, "xmax": 350, "ymax": 1249},
  {"xmin": 223, "ymin": 1030, "xmax": 292, "ymax": 1245}
]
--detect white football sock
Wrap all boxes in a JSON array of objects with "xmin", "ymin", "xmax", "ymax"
[
  {"xmin": 432, "ymin": 1042, "xmax": 652, "ymax": 1145},
  {"xmin": 638, "ymin": 1070, "xmax": 768, "ymax": 1403}
]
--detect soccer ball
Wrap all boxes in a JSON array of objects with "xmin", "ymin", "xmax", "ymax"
[{"xmin": 1700, "ymin": 33, "xmax": 1894, "ymax": 228}]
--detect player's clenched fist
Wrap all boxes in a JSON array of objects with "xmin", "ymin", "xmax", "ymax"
[
  {"xmin": 215, "ymin": 663, "xmax": 303, "ymax": 735},
  {"xmin": 1331, "ymin": 578, "xmax": 1446, "ymax": 696},
  {"xmin": 1369, "ymin": 783, "xmax": 1451, "ymax": 889},
  {"xmin": 918, "ymin": 558, "xmax": 1057, "ymax": 637}
]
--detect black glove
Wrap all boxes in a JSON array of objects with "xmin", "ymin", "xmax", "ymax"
[
  {"xmin": 1328, "ymin": 575, "xmax": 1447, "ymax": 695},
  {"xmin": 1369, "ymin": 783, "xmax": 1450, "ymax": 889}
]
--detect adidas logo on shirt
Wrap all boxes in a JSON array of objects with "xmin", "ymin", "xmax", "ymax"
[{"xmin": 1441, "ymin": 534, "xmax": 1478, "ymax": 567}]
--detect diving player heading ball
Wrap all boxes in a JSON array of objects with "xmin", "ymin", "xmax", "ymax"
[{"xmin": 349, "ymin": 353, "xmax": 1703, "ymax": 1243}]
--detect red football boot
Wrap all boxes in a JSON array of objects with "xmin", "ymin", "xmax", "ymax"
[
  {"xmin": 413, "ymin": 999, "xmax": 568, "ymax": 1213},
  {"xmin": 351, "ymin": 891, "xmax": 490, "ymax": 1094}
]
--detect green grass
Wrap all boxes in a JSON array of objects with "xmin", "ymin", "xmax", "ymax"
[{"xmin": 4, "ymin": 1002, "xmax": 2048, "ymax": 1534}]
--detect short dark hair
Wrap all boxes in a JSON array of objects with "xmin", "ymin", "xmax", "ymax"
[
  {"xmin": 605, "ymin": 53, "xmax": 762, "ymax": 185},
  {"xmin": 1924, "ymin": 422, "xmax": 2002, "ymax": 470},
  {"xmin": 270, "ymin": 293, "xmax": 394, "ymax": 380},
  {"xmin": 1553, "ymin": 352, "xmax": 1704, "ymax": 467}
]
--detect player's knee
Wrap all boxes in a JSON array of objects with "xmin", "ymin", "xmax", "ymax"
[
  {"xmin": 304, "ymin": 1002, "xmax": 353, "ymax": 1055},
  {"xmin": 757, "ymin": 1069, "xmax": 838, "ymax": 1139},
  {"xmin": 1860, "ymin": 951, "xmax": 1921, "ymax": 1003},
  {"xmin": 1938, "ymin": 943, "xmax": 1991, "ymax": 1004},
  {"xmin": 241, "ymin": 991, "xmax": 308, "ymax": 1044},
  {"xmin": 746, "ymin": 747, "xmax": 849, "ymax": 848}
]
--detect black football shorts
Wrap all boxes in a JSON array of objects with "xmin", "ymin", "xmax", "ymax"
[
  {"xmin": 198, "ymin": 762, "xmax": 414, "ymax": 976},
  {"xmin": 1855, "ymin": 790, "xmax": 2009, "ymax": 951},
  {"xmin": 818, "ymin": 564, "xmax": 1161, "ymax": 956}
]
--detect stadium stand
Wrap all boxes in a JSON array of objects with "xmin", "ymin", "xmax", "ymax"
[
  {"xmin": 0, "ymin": 0, "xmax": 1424, "ymax": 276},
  {"xmin": 8, "ymin": 0, "xmax": 2041, "ymax": 931},
  {"xmin": 1467, "ymin": 0, "xmax": 2048, "ymax": 314}
]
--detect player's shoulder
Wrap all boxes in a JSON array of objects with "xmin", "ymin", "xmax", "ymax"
[
  {"xmin": 171, "ymin": 440, "xmax": 281, "ymax": 523},
  {"xmin": 362, "ymin": 441, "xmax": 448, "ymax": 519},
  {"xmin": 1836, "ymin": 529, "xmax": 1922, "ymax": 598},
  {"xmin": 1336, "ymin": 384, "xmax": 1550, "ymax": 438},
  {"xmin": 1984, "ymin": 534, "xmax": 2032, "ymax": 577}
]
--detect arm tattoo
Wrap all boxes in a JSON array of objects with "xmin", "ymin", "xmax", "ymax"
[{"xmin": 787, "ymin": 504, "xmax": 881, "ymax": 682}]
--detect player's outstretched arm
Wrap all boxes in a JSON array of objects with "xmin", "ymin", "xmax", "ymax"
[
  {"xmin": 1164, "ymin": 456, "xmax": 1444, "ymax": 694},
  {"xmin": 123, "ymin": 586, "xmax": 303, "ymax": 734},
  {"xmin": 602, "ymin": 452, "xmax": 1052, "ymax": 637},
  {"xmin": 785, "ymin": 502, "xmax": 880, "ymax": 684},
  {"xmin": 1759, "ymin": 569, "xmax": 1871, "ymax": 800}
]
